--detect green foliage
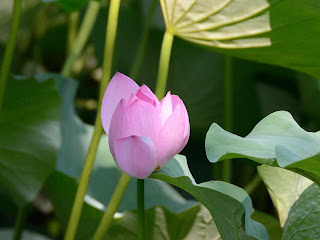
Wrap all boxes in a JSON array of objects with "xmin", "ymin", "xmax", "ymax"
[
  {"xmin": 251, "ymin": 211, "xmax": 282, "ymax": 240},
  {"xmin": 206, "ymin": 111, "xmax": 320, "ymax": 186},
  {"xmin": 159, "ymin": 0, "xmax": 320, "ymax": 79},
  {"xmin": 108, "ymin": 204, "xmax": 220, "ymax": 240},
  {"xmin": 41, "ymin": 0, "xmax": 90, "ymax": 12},
  {"xmin": 151, "ymin": 155, "xmax": 269, "ymax": 240},
  {"xmin": 282, "ymin": 184, "xmax": 320, "ymax": 240},
  {"xmin": 0, "ymin": 75, "xmax": 61, "ymax": 207},
  {"xmin": 258, "ymin": 166, "xmax": 312, "ymax": 226}
]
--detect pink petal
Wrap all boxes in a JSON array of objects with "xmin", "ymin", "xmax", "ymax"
[
  {"xmin": 114, "ymin": 136, "xmax": 157, "ymax": 179},
  {"xmin": 170, "ymin": 95, "xmax": 181, "ymax": 110},
  {"xmin": 101, "ymin": 72, "xmax": 139, "ymax": 135},
  {"xmin": 108, "ymin": 99, "xmax": 132, "ymax": 157},
  {"xmin": 170, "ymin": 95, "xmax": 190, "ymax": 147},
  {"xmin": 125, "ymin": 99, "xmax": 161, "ymax": 144},
  {"xmin": 180, "ymin": 100, "xmax": 190, "ymax": 149},
  {"xmin": 160, "ymin": 91, "xmax": 173, "ymax": 126},
  {"xmin": 127, "ymin": 93, "xmax": 138, "ymax": 105},
  {"xmin": 136, "ymin": 85, "xmax": 161, "ymax": 109},
  {"xmin": 155, "ymin": 100, "xmax": 189, "ymax": 169}
]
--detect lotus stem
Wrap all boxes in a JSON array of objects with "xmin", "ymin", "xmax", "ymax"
[
  {"xmin": 64, "ymin": 0, "xmax": 121, "ymax": 239},
  {"xmin": 155, "ymin": 31, "xmax": 174, "ymax": 99},
  {"xmin": 137, "ymin": 179, "xmax": 146, "ymax": 240},
  {"xmin": 61, "ymin": 1, "xmax": 100, "ymax": 77},
  {"xmin": 0, "ymin": 0, "xmax": 22, "ymax": 111}
]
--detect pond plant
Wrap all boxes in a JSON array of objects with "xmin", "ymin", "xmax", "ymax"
[{"xmin": 0, "ymin": 0, "xmax": 320, "ymax": 240}]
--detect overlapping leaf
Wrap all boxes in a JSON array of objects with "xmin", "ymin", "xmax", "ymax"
[
  {"xmin": 282, "ymin": 184, "xmax": 320, "ymax": 240},
  {"xmin": 0, "ymin": 75, "xmax": 61, "ymax": 206},
  {"xmin": 160, "ymin": 0, "xmax": 320, "ymax": 79},
  {"xmin": 151, "ymin": 155, "xmax": 269, "ymax": 240},
  {"xmin": 251, "ymin": 211, "xmax": 282, "ymax": 240},
  {"xmin": 206, "ymin": 111, "xmax": 320, "ymax": 186},
  {"xmin": 258, "ymin": 166, "xmax": 312, "ymax": 227},
  {"xmin": 107, "ymin": 204, "xmax": 221, "ymax": 240}
]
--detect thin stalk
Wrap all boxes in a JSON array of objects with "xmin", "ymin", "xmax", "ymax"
[
  {"xmin": 64, "ymin": 125, "xmax": 103, "ymax": 240},
  {"xmin": 137, "ymin": 179, "xmax": 145, "ymax": 240},
  {"xmin": 155, "ymin": 31, "xmax": 174, "ymax": 99},
  {"xmin": 61, "ymin": 1, "xmax": 100, "ymax": 77},
  {"xmin": 222, "ymin": 55, "xmax": 233, "ymax": 183},
  {"xmin": 67, "ymin": 11, "xmax": 80, "ymax": 54},
  {"xmin": 0, "ymin": 0, "xmax": 22, "ymax": 111},
  {"xmin": 130, "ymin": 0, "xmax": 157, "ymax": 79},
  {"xmin": 92, "ymin": 173, "xmax": 130, "ymax": 240},
  {"xmin": 98, "ymin": 0, "xmax": 121, "ymax": 106},
  {"xmin": 64, "ymin": 0, "xmax": 121, "ymax": 239},
  {"xmin": 244, "ymin": 174, "xmax": 262, "ymax": 195},
  {"xmin": 12, "ymin": 207, "xmax": 27, "ymax": 240}
]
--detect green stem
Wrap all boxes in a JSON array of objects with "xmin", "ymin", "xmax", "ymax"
[
  {"xmin": 92, "ymin": 173, "xmax": 130, "ymax": 240},
  {"xmin": 137, "ymin": 179, "xmax": 145, "ymax": 240},
  {"xmin": 67, "ymin": 11, "xmax": 80, "ymax": 54},
  {"xmin": 0, "ymin": 0, "xmax": 22, "ymax": 111},
  {"xmin": 12, "ymin": 207, "xmax": 27, "ymax": 240},
  {"xmin": 222, "ymin": 55, "xmax": 233, "ymax": 183},
  {"xmin": 130, "ymin": 0, "xmax": 157, "ymax": 79},
  {"xmin": 64, "ymin": 1, "xmax": 121, "ymax": 239},
  {"xmin": 244, "ymin": 174, "xmax": 262, "ymax": 195},
  {"xmin": 155, "ymin": 31, "xmax": 174, "ymax": 99},
  {"xmin": 64, "ymin": 124, "xmax": 103, "ymax": 240},
  {"xmin": 61, "ymin": 1, "xmax": 100, "ymax": 77},
  {"xmin": 98, "ymin": 0, "xmax": 121, "ymax": 106}
]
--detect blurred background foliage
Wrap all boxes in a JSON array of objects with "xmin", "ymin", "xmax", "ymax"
[{"xmin": 0, "ymin": 0, "xmax": 319, "ymax": 239}]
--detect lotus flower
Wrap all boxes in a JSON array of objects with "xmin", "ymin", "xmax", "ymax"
[{"xmin": 101, "ymin": 72, "xmax": 190, "ymax": 179}]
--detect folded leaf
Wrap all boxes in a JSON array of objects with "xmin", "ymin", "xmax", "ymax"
[
  {"xmin": 258, "ymin": 165, "xmax": 312, "ymax": 227},
  {"xmin": 150, "ymin": 155, "xmax": 269, "ymax": 240},
  {"xmin": 206, "ymin": 111, "xmax": 320, "ymax": 186}
]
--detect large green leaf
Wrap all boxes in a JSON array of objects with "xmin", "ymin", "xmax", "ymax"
[
  {"xmin": 159, "ymin": 0, "xmax": 320, "ymax": 79},
  {"xmin": 107, "ymin": 204, "xmax": 221, "ymax": 240},
  {"xmin": 282, "ymin": 184, "xmax": 320, "ymax": 240},
  {"xmin": 150, "ymin": 155, "xmax": 269, "ymax": 240},
  {"xmin": 0, "ymin": 75, "xmax": 61, "ymax": 207},
  {"xmin": 206, "ymin": 111, "xmax": 320, "ymax": 186},
  {"xmin": 257, "ymin": 165, "xmax": 312, "ymax": 227}
]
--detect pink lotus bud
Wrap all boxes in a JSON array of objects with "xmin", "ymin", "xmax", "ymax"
[{"xmin": 101, "ymin": 72, "xmax": 190, "ymax": 179}]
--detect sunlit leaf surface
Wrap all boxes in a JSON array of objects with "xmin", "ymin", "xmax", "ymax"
[
  {"xmin": 206, "ymin": 111, "xmax": 320, "ymax": 186},
  {"xmin": 258, "ymin": 166, "xmax": 312, "ymax": 227},
  {"xmin": 160, "ymin": 0, "xmax": 320, "ymax": 78}
]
